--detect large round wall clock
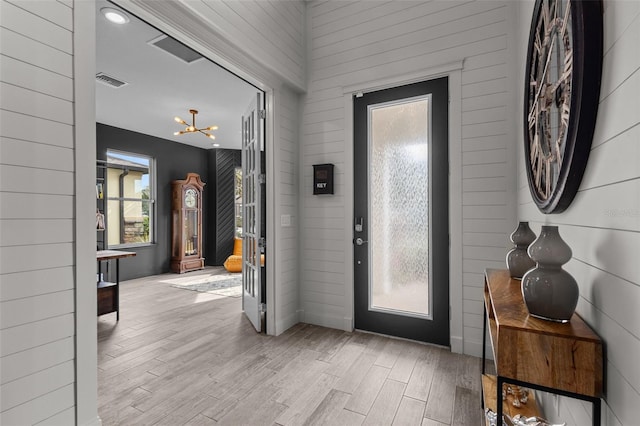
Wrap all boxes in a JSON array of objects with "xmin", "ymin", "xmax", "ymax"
[{"xmin": 524, "ymin": 0, "xmax": 603, "ymax": 214}]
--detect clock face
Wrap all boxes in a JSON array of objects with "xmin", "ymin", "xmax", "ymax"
[
  {"xmin": 523, "ymin": 0, "xmax": 603, "ymax": 214},
  {"xmin": 185, "ymin": 188, "xmax": 197, "ymax": 208}
]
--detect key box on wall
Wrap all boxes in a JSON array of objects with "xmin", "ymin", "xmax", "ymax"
[{"xmin": 313, "ymin": 163, "xmax": 334, "ymax": 195}]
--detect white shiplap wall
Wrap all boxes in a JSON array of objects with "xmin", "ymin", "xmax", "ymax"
[
  {"xmin": 189, "ymin": 0, "xmax": 306, "ymax": 91},
  {"xmin": 273, "ymin": 86, "xmax": 301, "ymax": 334},
  {"xmin": 0, "ymin": 0, "xmax": 76, "ymax": 424},
  {"xmin": 2, "ymin": 0, "xmax": 303, "ymax": 422},
  {"xmin": 515, "ymin": 1, "xmax": 640, "ymax": 425},
  {"xmin": 301, "ymin": 0, "xmax": 515, "ymax": 354}
]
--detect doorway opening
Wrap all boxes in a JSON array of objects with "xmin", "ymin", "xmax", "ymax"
[{"xmin": 95, "ymin": 0, "xmax": 267, "ymax": 322}]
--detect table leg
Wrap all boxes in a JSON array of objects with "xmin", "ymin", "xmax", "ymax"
[
  {"xmin": 481, "ymin": 302, "xmax": 487, "ymax": 409},
  {"xmin": 497, "ymin": 376, "xmax": 504, "ymax": 426},
  {"xmin": 482, "ymin": 302, "xmax": 487, "ymax": 375},
  {"xmin": 593, "ymin": 397, "xmax": 601, "ymax": 426},
  {"xmin": 115, "ymin": 258, "xmax": 120, "ymax": 321}
]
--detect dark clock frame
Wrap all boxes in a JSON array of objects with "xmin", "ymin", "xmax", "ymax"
[{"xmin": 523, "ymin": 0, "xmax": 603, "ymax": 214}]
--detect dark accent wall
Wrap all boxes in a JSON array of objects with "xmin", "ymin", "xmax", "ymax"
[
  {"xmin": 207, "ymin": 149, "xmax": 242, "ymax": 265},
  {"xmin": 97, "ymin": 123, "xmax": 208, "ymax": 280}
]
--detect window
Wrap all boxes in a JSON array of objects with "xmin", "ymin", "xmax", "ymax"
[{"xmin": 106, "ymin": 150, "xmax": 155, "ymax": 247}]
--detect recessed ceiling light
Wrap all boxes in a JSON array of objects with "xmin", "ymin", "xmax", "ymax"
[
  {"xmin": 101, "ymin": 7, "xmax": 129, "ymax": 25},
  {"xmin": 212, "ymin": 143, "xmax": 220, "ymax": 148}
]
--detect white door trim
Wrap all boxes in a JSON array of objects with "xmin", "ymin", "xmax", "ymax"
[{"xmin": 75, "ymin": 3, "xmax": 100, "ymax": 426}]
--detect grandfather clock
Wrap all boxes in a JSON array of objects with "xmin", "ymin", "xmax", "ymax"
[{"xmin": 171, "ymin": 173, "xmax": 205, "ymax": 273}]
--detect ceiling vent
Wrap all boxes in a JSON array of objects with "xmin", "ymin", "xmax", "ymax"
[
  {"xmin": 96, "ymin": 72, "xmax": 128, "ymax": 88},
  {"xmin": 149, "ymin": 35, "xmax": 203, "ymax": 64}
]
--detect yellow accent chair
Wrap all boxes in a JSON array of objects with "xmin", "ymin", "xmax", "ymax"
[
  {"xmin": 223, "ymin": 237, "xmax": 265, "ymax": 272},
  {"xmin": 223, "ymin": 238, "xmax": 243, "ymax": 272}
]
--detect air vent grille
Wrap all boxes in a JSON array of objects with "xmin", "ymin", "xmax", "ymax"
[
  {"xmin": 149, "ymin": 35, "xmax": 203, "ymax": 64},
  {"xmin": 96, "ymin": 72, "xmax": 128, "ymax": 88}
]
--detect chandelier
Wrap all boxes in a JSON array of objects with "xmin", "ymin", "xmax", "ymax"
[{"xmin": 173, "ymin": 109, "xmax": 218, "ymax": 140}]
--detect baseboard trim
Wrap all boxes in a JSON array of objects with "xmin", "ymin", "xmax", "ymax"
[
  {"xmin": 343, "ymin": 316, "xmax": 353, "ymax": 332},
  {"xmin": 303, "ymin": 311, "xmax": 350, "ymax": 331},
  {"xmin": 275, "ymin": 311, "xmax": 300, "ymax": 335},
  {"xmin": 463, "ymin": 339, "xmax": 493, "ymax": 358},
  {"xmin": 80, "ymin": 415, "xmax": 102, "ymax": 426},
  {"xmin": 450, "ymin": 335, "xmax": 464, "ymax": 354}
]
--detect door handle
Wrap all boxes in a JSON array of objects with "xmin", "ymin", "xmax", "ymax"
[{"xmin": 354, "ymin": 237, "xmax": 368, "ymax": 246}]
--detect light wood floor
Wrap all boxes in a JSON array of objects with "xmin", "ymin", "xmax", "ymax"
[{"xmin": 98, "ymin": 268, "xmax": 483, "ymax": 425}]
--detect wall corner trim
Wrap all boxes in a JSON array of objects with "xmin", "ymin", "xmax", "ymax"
[
  {"xmin": 450, "ymin": 336, "xmax": 464, "ymax": 355},
  {"xmin": 343, "ymin": 317, "xmax": 354, "ymax": 332},
  {"xmin": 79, "ymin": 416, "xmax": 103, "ymax": 426}
]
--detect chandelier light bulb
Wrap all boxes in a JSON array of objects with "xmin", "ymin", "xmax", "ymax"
[{"xmin": 173, "ymin": 109, "xmax": 218, "ymax": 141}]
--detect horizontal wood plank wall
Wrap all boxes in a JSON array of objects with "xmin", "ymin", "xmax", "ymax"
[
  {"xmin": 0, "ymin": 0, "xmax": 76, "ymax": 424},
  {"xmin": 173, "ymin": 0, "xmax": 305, "ymax": 91},
  {"xmin": 275, "ymin": 86, "xmax": 300, "ymax": 334},
  {"xmin": 302, "ymin": 1, "xmax": 513, "ymax": 348},
  {"xmin": 515, "ymin": 1, "xmax": 640, "ymax": 425}
]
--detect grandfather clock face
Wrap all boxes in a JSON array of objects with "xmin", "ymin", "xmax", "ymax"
[{"xmin": 184, "ymin": 188, "xmax": 197, "ymax": 209}]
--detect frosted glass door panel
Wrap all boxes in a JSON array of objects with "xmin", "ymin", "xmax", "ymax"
[{"xmin": 369, "ymin": 97, "xmax": 430, "ymax": 318}]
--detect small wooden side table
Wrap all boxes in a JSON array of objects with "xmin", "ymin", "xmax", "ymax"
[
  {"xmin": 482, "ymin": 268, "xmax": 603, "ymax": 426},
  {"xmin": 96, "ymin": 250, "xmax": 136, "ymax": 320}
]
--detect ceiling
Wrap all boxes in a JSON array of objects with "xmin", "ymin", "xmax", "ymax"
[{"xmin": 96, "ymin": 1, "xmax": 259, "ymax": 150}]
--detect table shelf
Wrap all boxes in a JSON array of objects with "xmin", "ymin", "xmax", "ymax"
[
  {"xmin": 96, "ymin": 250, "xmax": 136, "ymax": 320},
  {"xmin": 482, "ymin": 374, "xmax": 540, "ymax": 426},
  {"xmin": 97, "ymin": 280, "xmax": 116, "ymax": 289}
]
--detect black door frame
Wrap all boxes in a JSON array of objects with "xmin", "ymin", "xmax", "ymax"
[{"xmin": 353, "ymin": 77, "xmax": 450, "ymax": 346}]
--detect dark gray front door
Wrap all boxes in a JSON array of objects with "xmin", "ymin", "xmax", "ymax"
[{"xmin": 353, "ymin": 77, "xmax": 449, "ymax": 346}]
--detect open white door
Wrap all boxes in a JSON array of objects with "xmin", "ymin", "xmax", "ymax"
[{"xmin": 241, "ymin": 93, "xmax": 264, "ymax": 332}]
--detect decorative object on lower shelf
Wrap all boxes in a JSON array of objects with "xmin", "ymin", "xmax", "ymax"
[
  {"xmin": 485, "ymin": 409, "xmax": 566, "ymax": 426},
  {"xmin": 521, "ymin": 225, "xmax": 579, "ymax": 322},
  {"xmin": 506, "ymin": 222, "xmax": 536, "ymax": 279},
  {"xmin": 485, "ymin": 408, "xmax": 499, "ymax": 426},
  {"xmin": 503, "ymin": 384, "xmax": 529, "ymax": 408}
]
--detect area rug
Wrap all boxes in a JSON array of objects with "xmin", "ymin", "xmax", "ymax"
[{"xmin": 169, "ymin": 273, "xmax": 242, "ymax": 298}]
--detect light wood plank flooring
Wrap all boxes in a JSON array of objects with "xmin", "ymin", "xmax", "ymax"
[{"xmin": 98, "ymin": 268, "xmax": 483, "ymax": 425}]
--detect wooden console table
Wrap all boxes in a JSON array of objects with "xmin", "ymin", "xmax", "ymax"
[
  {"xmin": 97, "ymin": 250, "xmax": 136, "ymax": 320},
  {"xmin": 482, "ymin": 269, "xmax": 603, "ymax": 426}
]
